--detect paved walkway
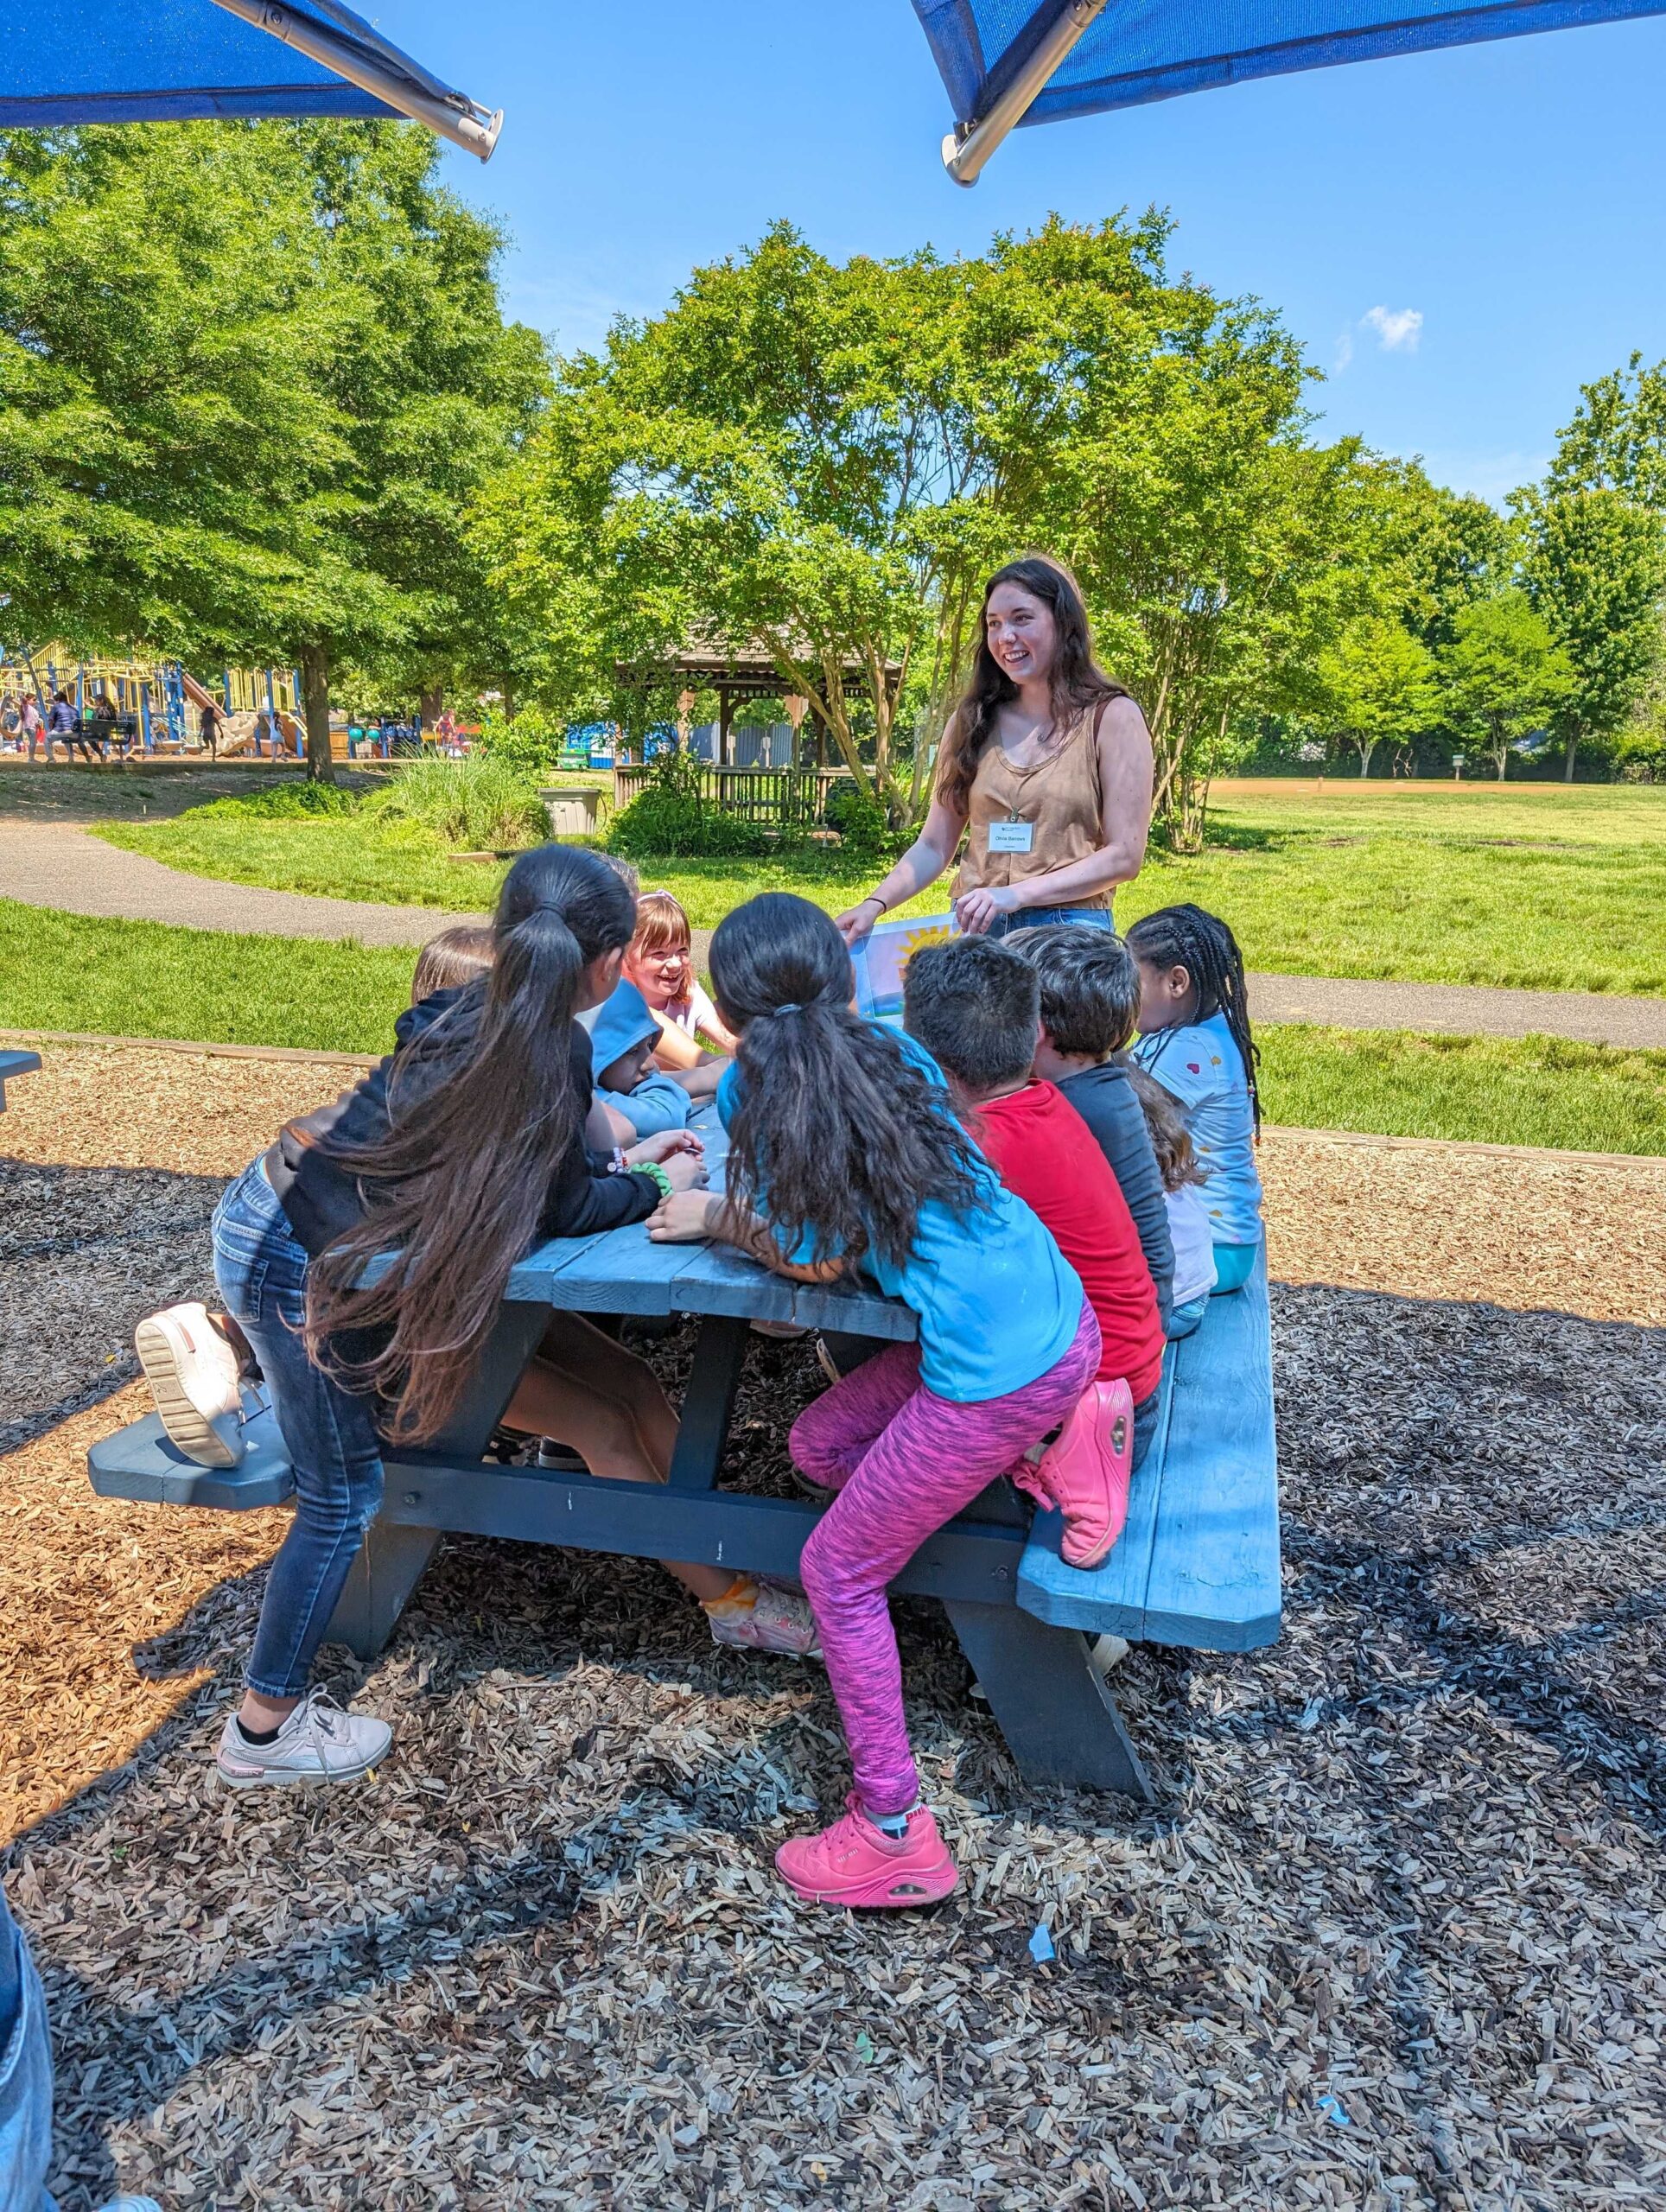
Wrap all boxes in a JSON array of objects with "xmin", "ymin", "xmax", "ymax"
[
  {"xmin": 0, "ymin": 820, "xmax": 483, "ymax": 947},
  {"xmin": 3, "ymin": 819, "xmax": 1663, "ymax": 1046}
]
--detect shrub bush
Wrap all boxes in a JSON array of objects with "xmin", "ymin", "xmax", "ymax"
[
  {"xmin": 823, "ymin": 781, "xmax": 908, "ymax": 859},
  {"xmin": 366, "ymin": 754, "xmax": 549, "ymax": 850},
  {"xmin": 607, "ymin": 749, "xmax": 773, "ymax": 859},
  {"xmin": 190, "ymin": 780, "xmax": 359, "ymax": 820}
]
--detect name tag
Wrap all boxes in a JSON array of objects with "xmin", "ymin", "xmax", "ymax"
[{"xmin": 988, "ymin": 818, "xmax": 1033, "ymax": 855}]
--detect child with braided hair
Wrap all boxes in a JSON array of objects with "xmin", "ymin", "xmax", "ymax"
[{"xmin": 1125, "ymin": 903, "xmax": 1264, "ymax": 1294}]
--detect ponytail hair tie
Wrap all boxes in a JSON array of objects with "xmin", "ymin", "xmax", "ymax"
[{"xmin": 774, "ymin": 1001, "xmax": 803, "ymax": 1015}]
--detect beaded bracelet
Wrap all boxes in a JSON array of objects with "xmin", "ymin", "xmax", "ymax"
[{"xmin": 632, "ymin": 1160, "xmax": 675, "ymax": 1204}]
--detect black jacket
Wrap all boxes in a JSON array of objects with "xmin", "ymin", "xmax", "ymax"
[{"xmin": 265, "ymin": 986, "xmax": 658, "ymax": 1258}]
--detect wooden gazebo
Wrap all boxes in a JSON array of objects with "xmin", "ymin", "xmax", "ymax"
[{"xmin": 615, "ymin": 635, "xmax": 903, "ymax": 770}]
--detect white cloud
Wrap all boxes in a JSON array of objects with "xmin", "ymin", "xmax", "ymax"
[
  {"xmin": 1332, "ymin": 328, "xmax": 1354, "ymax": 373},
  {"xmin": 1362, "ymin": 304, "xmax": 1424, "ymax": 353}
]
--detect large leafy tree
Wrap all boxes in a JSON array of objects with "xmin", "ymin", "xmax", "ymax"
[
  {"xmin": 0, "ymin": 121, "xmax": 546, "ymax": 778},
  {"xmin": 1439, "ymin": 591, "xmax": 1574, "ymax": 779},
  {"xmin": 1521, "ymin": 486, "xmax": 1666, "ymax": 779},
  {"xmin": 1317, "ymin": 614, "xmax": 1440, "ymax": 776},
  {"xmin": 476, "ymin": 214, "xmax": 1357, "ymax": 836}
]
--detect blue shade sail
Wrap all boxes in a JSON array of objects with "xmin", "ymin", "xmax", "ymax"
[
  {"xmin": 0, "ymin": 0, "xmax": 499, "ymax": 157},
  {"xmin": 912, "ymin": 0, "xmax": 1666, "ymax": 130}
]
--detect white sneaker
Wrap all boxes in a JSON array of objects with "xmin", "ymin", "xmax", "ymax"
[
  {"xmin": 135, "ymin": 1302, "xmax": 244, "ymax": 1468},
  {"xmin": 705, "ymin": 1579, "xmax": 822, "ymax": 1659},
  {"xmin": 215, "ymin": 1687, "xmax": 392, "ymax": 1789}
]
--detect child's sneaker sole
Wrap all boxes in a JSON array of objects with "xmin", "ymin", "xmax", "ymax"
[{"xmin": 135, "ymin": 1308, "xmax": 241, "ymax": 1468}]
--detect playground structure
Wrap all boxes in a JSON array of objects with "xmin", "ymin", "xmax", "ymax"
[{"xmin": 0, "ymin": 646, "xmax": 303, "ymax": 757}]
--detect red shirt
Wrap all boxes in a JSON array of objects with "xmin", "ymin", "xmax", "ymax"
[{"xmin": 974, "ymin": 1081, "xmax": 1166, "ymax": 1405}]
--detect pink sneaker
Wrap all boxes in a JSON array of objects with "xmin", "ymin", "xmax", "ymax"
[
  {"xmin": 1028, "ymin": 1376, "xmax": 1135, "ymax": 1569},
  {"xmin": 775, "ymin": 1796, "xmax": 958, "ymax": 1909}
]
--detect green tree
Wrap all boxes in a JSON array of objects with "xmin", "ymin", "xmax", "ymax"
[
  {"xmin": 0, "ymin": 124, "xmax": 330, "ymax": 660},
  {"xmin": 1546, "ymin": 352, "xmax": 1666, "ymax": 508},
  {"xmin": 476, "ymin": 214, "xmax": 1355, "ymax": 837},
  {"xmin": 1522, "ymin": 486, "xmax": 1666, "ymax": 779},
  {"xmin": 1439, "ymin": 591, "xmax": 1574, "ymax": 780},
  {"xmin": 0, "ymin": 122, "xmax": 546, "ymax": 779},
  {"xmin": 1316, "ymin": 615, "xmax": 1440, "ymax": 776}
]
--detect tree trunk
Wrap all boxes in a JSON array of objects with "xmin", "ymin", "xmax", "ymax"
[
  {"xmin": 1564, "ymin": 733, "xmax": 1579, "ymax": 783},
  {"xmin": 300, "ymin": 643, "xmax": 336, "ymax": 785},
  {"xmin": 1358, "ymin": 739, "xmax": 1376, "ymax": 778},
  {"xmin": 419, "ymin": 683, "xmax": 443, "ymax": 732}
]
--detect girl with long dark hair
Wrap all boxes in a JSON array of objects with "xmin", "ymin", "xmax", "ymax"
[
  {"xmin": 648, "ymin": 893, "xmax": 1101, "ymax": 1909},
  {"xmin": 1127, "ymin": 903, "xmax": 1265, "ymax": 1295},
  {"xmin": 837, "ymin": 555, "xmax": 1154, "ymax": 945},
  {"xmin": 158, "ymin": 846, "xmax": 809, "ymax": 1793}
]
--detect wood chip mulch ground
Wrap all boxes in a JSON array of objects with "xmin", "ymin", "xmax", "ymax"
[{"xmin": 3, "ymin": 1042, "xmax": 1665, "ymax": 2211}]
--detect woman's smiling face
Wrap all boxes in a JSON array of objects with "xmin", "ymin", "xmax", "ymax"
[{"xmin": 983, "ymin": 582, "xmax": 1059, "ymax": 689}]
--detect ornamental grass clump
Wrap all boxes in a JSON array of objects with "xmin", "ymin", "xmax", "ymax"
[{"xmin": 368, "ymin": 754, "xmax": 549, "ymax": 851}]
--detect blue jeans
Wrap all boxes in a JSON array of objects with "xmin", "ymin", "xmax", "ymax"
[
  {"xmin": 986, "ymin": 905, "xmax": 1115, "ymax": 940},
  {"xmin": 213, "ymin": 1161, "xmax": 385, "ymax": 1699},
  {"xmin": 0, "ymin": 1885, "xmax": 56, "ymax": 2212}
]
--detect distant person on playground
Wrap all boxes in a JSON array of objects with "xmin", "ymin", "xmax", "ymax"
[
  {"xmin": 623, "ymin": 889, "xmax": 738, "ymax": 1067},
  {"xmin": 47, "ymin": 690, "xmax": 92, "ymax": 764},
  {"xmin": 646, "ymin": 893, "xmax": 1101, "ymax": 1910},
  {"xmin": 1003, "ymin": 921, "xmax": 1175, "ymax": 1329},
  {"xmin": 197, "ymin": 697, "xmax": 220, "ymax": 759},
  {"xmin": 20, "ymin": 693, "xmax": 46, "ymax": 761},
  {"xmin": 1127, "ymin": 904, "xmax": 1263, "ymax": 1294},
  {"xmin": 1128, "ymin": 1065, "xmax": 1217, "ymax": 1339},
  {"xmin": 836, "ymin": 556, "xmax": 1153, "ymax": 948},
  {"xmin": 90, "ymin": 690, "xmax": 119, "ymax": 760}
]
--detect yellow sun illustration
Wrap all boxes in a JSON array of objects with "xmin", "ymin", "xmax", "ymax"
[{"xmin": 896, "ymin": 924, "xmax": 953, "ymax": 976}]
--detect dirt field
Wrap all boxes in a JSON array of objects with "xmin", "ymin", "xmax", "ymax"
[{"xmin": 3, "ymin": 1043, "xmax": 1664, "ymax": 2210}]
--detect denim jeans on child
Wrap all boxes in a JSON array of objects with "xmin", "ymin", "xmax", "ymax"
[
  {"xmin": 212, "ymin": 1160, "xmax": 385, "ymax": 1700},
  {"xmin": 0, "ymin": 1885, "xmax": 57, "ymax": 2212},
  {"xmin": 986, "ymin": 905, "xmax": 1115, "ymax": 941}
]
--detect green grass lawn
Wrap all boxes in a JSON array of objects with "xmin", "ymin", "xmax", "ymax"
[
  {"xmin": 3, "ymin": 899, "xmax": 1663, "ymax": 1154},
  {"xmin": 92, "ymin": 779, "xmax": 1666, "ymax": 996}
]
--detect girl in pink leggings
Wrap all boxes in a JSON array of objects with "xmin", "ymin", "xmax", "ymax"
[{"xmin": 648, "ymin": 893, "xmax": 1098, "ymax": 1910}]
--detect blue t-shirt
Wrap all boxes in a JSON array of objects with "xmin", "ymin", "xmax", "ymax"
[
  {"xmin": 1133, "ymin": 1010, "xmax": 1263, "ymax": 1246},
  {"xmin": 717, "ymin": 1028, "xmax": 1084, "ymax": 1404}
]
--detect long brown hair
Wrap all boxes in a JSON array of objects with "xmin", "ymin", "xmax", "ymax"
[
  {"xmin": 303, "ymin": 844, "xmax": 636, "ymax": 1444},
  {"xmin": 936, "ymin": 556, "xmax": 1127, "ymax": 815},
  {"xmin": 710, "ymin": 893, "xmax": 985, "ymax": 1277}
]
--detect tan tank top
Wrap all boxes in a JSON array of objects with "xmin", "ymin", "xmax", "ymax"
[{"xmin": 953, "ymin": 700, "xmax": 1115, "ymax": 907}]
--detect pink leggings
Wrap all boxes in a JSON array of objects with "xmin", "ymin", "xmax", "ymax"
[{"xmin": 791, "ymin": 1301, "xmax": 1100, "ymax": 1817}]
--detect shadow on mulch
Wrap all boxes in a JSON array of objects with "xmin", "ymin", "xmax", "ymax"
[
  {"xmin": 0, "ymin": 1158, "xmax": 226, "ymax": 1454},
  {"xmin": 9, "ymin": 1285, "xmax": 1666, "ymax": 2209}
]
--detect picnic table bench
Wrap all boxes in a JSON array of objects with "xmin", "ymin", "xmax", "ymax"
[
  {"xmin": 0, "ymin": 1049, "xmax": 41, "ymax": 1110},
  {"xmin": 88, "ymin": 1103, "xmax": 1280, "ymax": 1802}
]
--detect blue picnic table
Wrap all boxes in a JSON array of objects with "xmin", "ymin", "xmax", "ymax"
[
  {"xmin": 89, "ymin": 1101, "xmax": 1281, "ymax": 1801},
  {"xmin": 0, "ymin": 1049, "xmax": 41, "ymax": 1110}
]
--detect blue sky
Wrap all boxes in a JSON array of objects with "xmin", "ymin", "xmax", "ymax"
[{"xmin": 389, "ymin": 0, "xmax": 1666, "ymax": 506}]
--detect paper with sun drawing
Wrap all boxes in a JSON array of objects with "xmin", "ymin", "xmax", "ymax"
[{"xmin": 850, "ymin": 912, "xmax": 959, "ymax": 1022}]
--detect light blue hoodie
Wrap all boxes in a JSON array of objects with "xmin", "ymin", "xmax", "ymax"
[{"xmin": 588, "ymin": 979, "xmax": 693, "ymax": 1141}]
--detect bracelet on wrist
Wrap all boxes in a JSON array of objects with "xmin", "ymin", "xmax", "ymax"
[
  {"xmin": 632, "ymin": 1160, "xmax": 674, "ymax": 1203},
  {"xmin": 861, "ymin": 893, "xmax": 887, "ymax": 916}
]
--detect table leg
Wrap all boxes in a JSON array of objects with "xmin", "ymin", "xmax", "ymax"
[
  {"xmin": 944, "ymin": 1597, "xmax": 1155, "ymax": 1803},
  {"xmin": 324, "ymin": 1299, "xmax": 552, "ymax": 1659},
  {"xmin": 667, "ymin": 1313, "xmax": 749, "ymax": 1491}
]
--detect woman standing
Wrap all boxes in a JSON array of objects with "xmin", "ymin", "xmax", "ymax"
[{"xmin": 836, "ymin": 557, "xmax": 1153, "ymax": 945}]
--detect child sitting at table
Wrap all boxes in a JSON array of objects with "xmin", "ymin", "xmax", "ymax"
[
  {"xmin": 133, "ymin": 847, "xmax": 817, "ymax": 1796},
  {"xmin": 410, "ymin": 923, "xmax": 494, "ymax": 1002},
  {"xmin": 1004, "ymin": 922, "xmax": 1174, "ymax": 1328},
  {"xmin": 588, "ymin": 976, "xmax": 723, "ymax": 1141},
  {"xmin": 902, "ymin": 934, "xmax": 1166, "ymax": 1491},
  {"xmin": 623, "ymin": 889, "xmax": 738, "ymax": 1070},
  {"xmin": 1128, "ymin": 1065, "xmax": 1217, "ymax": 1338},
  {"xmin": 1125, "ymin": 903, "xmax": 1263, "ymax": 1293},
  {"xmin": 646, "ymin": 892, "xmax": 1100, "ymax": 1910}
]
